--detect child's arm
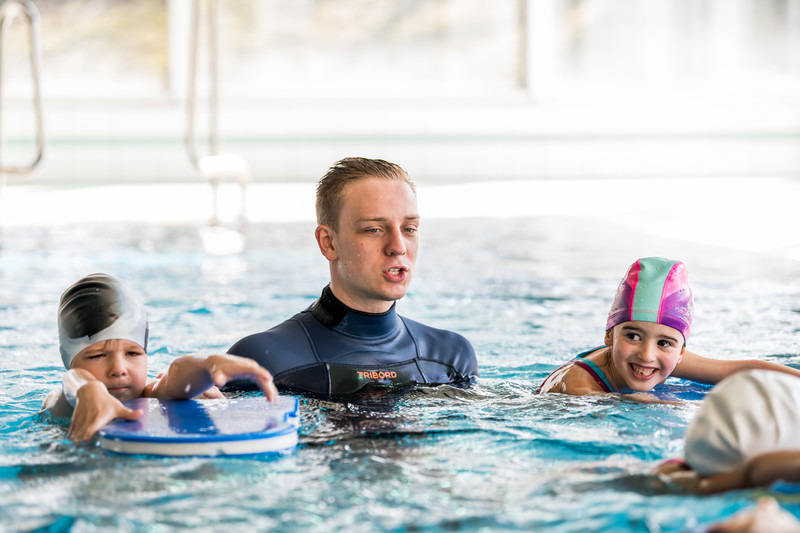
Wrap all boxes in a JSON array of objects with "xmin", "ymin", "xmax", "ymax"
[
  {"xmin": 42, "ymin": 369, "xmax": 144, "ymax": 442},
  {"xmin": 740, "ymin": 450, "xmax": 800, "ymax": 488},
  {"xmin": 673, "ymin": 350, "xmax": 800, "ymax": 384},
  {"xmin": 657, "ymin": 451, "xmax": 800, "ymax": 494},
  {"xmin": 148, "ymin": 354, "xmax": 279, "ymax": 402},
  {"xmin": 697, "ymin": 450, "xmax": 800, "ymax": 494}
]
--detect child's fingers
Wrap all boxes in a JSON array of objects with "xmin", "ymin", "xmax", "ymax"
[
  {"xmin": 200, "ymin": 387, "xmax": 224, "ymax": 399},
  {"xmin": 82, "ymin": 421, "xmax": 104, "ymax": 442},
  {"xmin": 211, "ymin": 369, "xmax": 229, "ymax": 388},
  {"xmin": 260, "ymin": 378, "xmax": 279, "ymax": 403},
  {"xmin": 242, "ymin": 366, "xmax": 278, "ymax": 402},
  {"xmin": 120, "ymin": 408, "xmax": 143, "ymax": 421},
  {"xmin": 214, "ymin": 368, "xmax": 278, "ymax": 402},
  {"xmin": 68, "ymin": 411, "xmax": 92, "ymax": 442},
  {"xmin": 261, "ymin": 379, "xmax": 278, "ymax": 402},
  {"xmin": 206, "ymin": 357, "xmax": 278, "ymax": 402},
  {"xmin": 69, "ymin": 419, "xmax": 97, "ymax": 443}
]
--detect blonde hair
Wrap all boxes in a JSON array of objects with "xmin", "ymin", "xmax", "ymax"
[{"xmin": 316, "ymin": 157, "xmax": 414, "ymax": 230}]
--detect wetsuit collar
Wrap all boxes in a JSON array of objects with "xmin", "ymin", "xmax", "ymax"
[{"xmin": 311, "ymin": 285, "xmax": 399, "ymax": 337}]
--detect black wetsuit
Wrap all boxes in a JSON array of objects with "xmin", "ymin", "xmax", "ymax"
[{"xmin": 228, "ymin": 286, "xmax": 478, "ymax": 396}]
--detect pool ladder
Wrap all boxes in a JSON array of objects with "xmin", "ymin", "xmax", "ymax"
[
  {"xmin": 186, "ymin": 0, "xmax": 249, "ymax": 228},
  {"xmin": 0, "ymin": 0, "xmax": 44, "ymax": 180}
]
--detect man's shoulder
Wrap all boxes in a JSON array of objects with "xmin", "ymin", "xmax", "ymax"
[
  {"xmin": 400, "ymin": 315, "xmax": 473, "ymax": 347},
  {"xmin": 399, "ymin": 315, "xmax": 477, "ymax": 378},
  {"xmin": 228, "ymin": 309, "xmax": 312, "ymax": 354}
]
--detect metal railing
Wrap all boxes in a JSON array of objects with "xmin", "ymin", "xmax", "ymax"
[
  {"xmin": 185, "ymin": 0, "xmax": 249, "ymax": 227},
  {"xmin": 0, "ymin": 0, "xmax": 44, "ymax": 177}
]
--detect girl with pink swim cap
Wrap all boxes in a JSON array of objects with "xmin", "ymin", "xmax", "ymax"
[{"xmin": 538, "ymin": 257, "xmax": 800, "ymax": 401}]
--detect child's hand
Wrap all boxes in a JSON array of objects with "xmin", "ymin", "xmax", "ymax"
[
  {"xmin": 622, "ymin": 392, "xmax": 682, "ymax": 406},
  {"xmin": 708, "ymin": 497, "xmax": 800, "ymax": 533},
  {"xmin": 67, "ymin": 381, "xmax": 143, "ymax": 442},
  {"xmin": 205, "ymin": 354, "xmax": 279, "ymax": 402},
  {"xmin": 197, "ymin": 386, "xmax": 224, "ymax": 399},
  {"xmin": 155, "ymin": 354, "xmax": 279, "ymax": 402},
  {"xmin": 661, "ymin": 469, "xmax": 702, "ymax": 492}
]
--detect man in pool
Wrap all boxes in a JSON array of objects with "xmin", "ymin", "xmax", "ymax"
[{"xmin": 228, "ymin": 157, "xmax": 478, "ymax": 396}]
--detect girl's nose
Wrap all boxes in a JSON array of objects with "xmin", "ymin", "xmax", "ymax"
[{"xmin": 638, "ymin": 342, "xmax": 657, "ymax": 362}]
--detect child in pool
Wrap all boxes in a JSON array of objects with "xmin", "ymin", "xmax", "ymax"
[
  {"xmin": 42, "ymin": 273, "xmax": 278, "ymax": 442},
  {"xmin": 655, "ymin": 369, "xmax": 800, "ymax": 494},
  {"xmin": 538, "ymin": 257, "xmax": 800, "ymax": 400}
]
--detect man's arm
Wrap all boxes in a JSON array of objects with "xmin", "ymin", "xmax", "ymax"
[{"xmin": 672, "ymin": 350, "xmax": 800, "ymax": 385}]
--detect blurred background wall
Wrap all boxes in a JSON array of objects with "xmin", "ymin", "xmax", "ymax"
[{"xmin": 3, "ymin": 0, "xmax": 800, "ymax": 184}]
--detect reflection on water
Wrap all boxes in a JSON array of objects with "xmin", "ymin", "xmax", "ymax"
[{"xmin": 1, "ymin": 217, "xmax": 799, "ymax": 532}]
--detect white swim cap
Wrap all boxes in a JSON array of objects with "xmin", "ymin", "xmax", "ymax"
[
  {"xmin": 684, "ymin": 369, "xmax": 800, "ymax": 476},
  {"xmin": 58, "ymin": 273, "xmax": 149, "ymax": 368}
]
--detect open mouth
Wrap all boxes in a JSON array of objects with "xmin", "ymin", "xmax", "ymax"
[{"xmin": 630, "ymin": 363, "xmax": 657, "ymax": 379}]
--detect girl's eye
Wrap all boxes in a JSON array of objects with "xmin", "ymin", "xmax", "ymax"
[{"xmin": 626, "ymin": 333, "xmax": 641, "ymax": 341}]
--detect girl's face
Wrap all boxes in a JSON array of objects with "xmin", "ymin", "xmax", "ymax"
[
  {"xmin": 70, "ymin": 339, "xmax": 148, "ymax": 401},
  {"xmin": 605, "ymin": 321, "xmax": 685, "ymax": 392}
]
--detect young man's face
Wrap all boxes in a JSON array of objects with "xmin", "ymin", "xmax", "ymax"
[
  {"xmin": 70, "ymin": 339, "xmax": 148, "ymax": 401},
  {"xmin": 317, "ymin": 177, "xmax": 420, "ymax": 313},
  {"xmin": 605, "ymin": 321, "xmax": 685, "ymax": 392}
]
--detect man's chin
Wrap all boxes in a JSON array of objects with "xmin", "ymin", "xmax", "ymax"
[{"xmin": 381, "ymin": 289, "xmax": 407, "ymax": 303}]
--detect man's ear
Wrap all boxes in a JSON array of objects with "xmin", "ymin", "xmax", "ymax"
[
  {"xmin": 604, "ymin": 329, "xmax": 613, "ymax": 346},
  {"xmin": 315, "ymin": 225, "xmax": 338, "ymax": 261}
]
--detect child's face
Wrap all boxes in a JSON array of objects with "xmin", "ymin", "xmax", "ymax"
[
  {"xmin": 605, "ymin": 321, "xmax": 685, "ymax": 392},
  {"xmin": 69, "ymin": 339, "xmax": 148, "ymax": 401}
]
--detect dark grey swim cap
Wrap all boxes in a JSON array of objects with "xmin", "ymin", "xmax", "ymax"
[{"xmin": 58, "ymin": 273, "xmax": 149, "ymax": 368}]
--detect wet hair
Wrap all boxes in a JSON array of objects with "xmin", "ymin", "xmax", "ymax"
[
  {"xmin": 315, "ymin": 157, "xmax": 415, "ymax": 230},
  {"xmin": 58, "ymin": 273, "xmax": 149, "ymax": 368}
]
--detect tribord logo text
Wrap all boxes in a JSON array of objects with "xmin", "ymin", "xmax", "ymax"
[{"xmin": 357, "ymin": 370, "xmax": 398, "ymax": 380}]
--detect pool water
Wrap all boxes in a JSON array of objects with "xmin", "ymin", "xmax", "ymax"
[{"xmin": 2, "ymin": 215, "xmax": 800, "ymax": 532}]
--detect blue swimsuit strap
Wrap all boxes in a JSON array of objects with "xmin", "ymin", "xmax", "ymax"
[{"xmin": 574, "ymin": 348, "xmax": 615, "ymax": 393}]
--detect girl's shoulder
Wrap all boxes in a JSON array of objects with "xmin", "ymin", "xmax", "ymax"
[{"xmin": 538, "ymin": 347, "xmax": 612, "ymax": 394}]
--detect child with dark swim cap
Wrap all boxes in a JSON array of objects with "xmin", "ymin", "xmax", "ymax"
[
  {"xmin": 42, "ymin": 273, "xmax": 278, "ymax": 442},
  {"xmin": 538, "ymin": 257, "xmax": 800, "ymax": 401}
]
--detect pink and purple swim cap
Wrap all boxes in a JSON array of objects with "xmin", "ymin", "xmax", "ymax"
[{"xmin": 606, "ymin": 257, "xmax": 693, "ymax": 342}]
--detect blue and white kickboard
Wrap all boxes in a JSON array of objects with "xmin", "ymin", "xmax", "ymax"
[{"xmin": 98, "ymin": 396, "xmax": 299, "ymax": 457}]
